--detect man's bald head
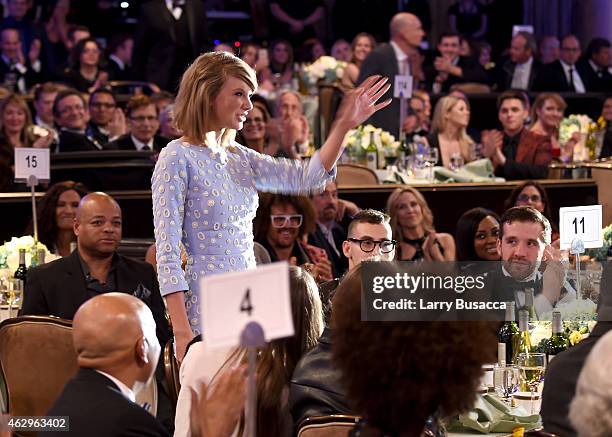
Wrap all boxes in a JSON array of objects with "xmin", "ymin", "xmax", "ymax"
[
  {"xmin": 74, "ymin": 192, "xmax": 122, "ymax": 257},
  {"xmin": 390, "ymin": 13, "xmax": 424, "ymax": 50},
  {"xmin": 76, "ymin": 192, "xmax": 121, "ymax": 221},
  {"xmin": 73, "ymin": 293, "xmax": 160, "ymax": 388}
]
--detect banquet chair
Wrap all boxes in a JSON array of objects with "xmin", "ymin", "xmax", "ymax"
[
  {"xmin": 163, "ymin": 337, "xmax": 181, "ymax": 407},
  {"xmin": 297, "ymin": 415, "xmax": 361, "ymax": 437},
  {"xmin": 336, "ymin": 164, "xmax": 379, "ymax": 187},
  {"xmin": 317, "ymin": 84, "xmax": 344, "ymax": 145}
]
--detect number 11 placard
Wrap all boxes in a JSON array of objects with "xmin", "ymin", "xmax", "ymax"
[{"xmin": 559, "ymin": 205, "xmax": 602, "ymax": 250}]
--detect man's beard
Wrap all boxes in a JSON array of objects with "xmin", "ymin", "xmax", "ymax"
[{"xmin": 503, "ymin": 257, "xmax": 541, "ymax": 281}]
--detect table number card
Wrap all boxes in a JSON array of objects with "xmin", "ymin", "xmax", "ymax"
[
  {"xmin": 559, "ymin": 205, "xmax": 603, "ymax": 250},
  {"xmin": 14, "ymin": 148, "xmax": 50, "ymax": 183},
  {"xmin": 394, "ymin": 75, "xmax": 413, "ymax": 99}
]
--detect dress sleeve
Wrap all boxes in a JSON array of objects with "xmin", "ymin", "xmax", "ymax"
[
  {"xmin": 243, "ymin": 145, "xmax": 336, "ymax": 194},
  {"xmin": 152, "ymin": 145, "xmax": 189, "ymax": 296}
]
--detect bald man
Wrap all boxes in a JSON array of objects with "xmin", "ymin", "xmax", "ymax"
[
  {"xmin": 21, "ymin": 192, "xmax": 173, "ymax": 431},
  {"xmin": 357, "ymin": 12, "xmax": 425, "ymax": 138}
]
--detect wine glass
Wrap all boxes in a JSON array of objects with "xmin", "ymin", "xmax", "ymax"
[
  {"xmin": 425, "ymin": 148, "xmax": 439, "ymax": 183},
  {"xmin": 493, "ymin": 365, "xmax": 520, "ymax": 405},
  {"xmin": 516, "ymin": 353, "xmax": 546, "ymax": 414},
  {"xmin": 449, "ymin": 152, "xmax": 464, "ymax": 172}
]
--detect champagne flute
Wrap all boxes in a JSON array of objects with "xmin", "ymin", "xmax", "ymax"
[
  {"xmin": 517, "ymin": 353, "xmax": 546, "ymax": 414},
  {"xmin": 493, "ymin": 365, "xmax": 520, "ymax": 405}
]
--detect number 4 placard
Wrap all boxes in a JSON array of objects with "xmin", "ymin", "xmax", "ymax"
[
  {"xmin": 200, "ymin": 261, "xmax": 294, "ymax": 349},
  {"xmin": 14, "ymin": 148, "xmax": 50, "ymax": 182},
  {"xmin": 559, "ymin": 205, "xmax": 603, "ymax": 250}
]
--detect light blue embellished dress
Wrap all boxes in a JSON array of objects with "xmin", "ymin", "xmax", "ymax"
[{"xmin": 152, "ymin": 139, "xmax": 336, "ymax": 333}]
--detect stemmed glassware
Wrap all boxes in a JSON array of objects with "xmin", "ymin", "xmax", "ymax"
[
  {"xmin": 516, "ymin": 353, "xmax": 546, "ymax": 414},
  {"xmin": 493, "ymin": 365, "xmax": 520, "ymax": 405},
  {"xmin": 425, "ymin": 148, "xmax": 439, "ymax": 183}
]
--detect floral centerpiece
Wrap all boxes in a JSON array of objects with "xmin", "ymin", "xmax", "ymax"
[
  {"xmin": 0, "ymin": 236, "xmax": 57, "ymax": 276},
  {"xmin": 301, "ymin": 56, "xmax": 347, "ymax": 89},
  {"xmin": 586, "ymin": 223, "xmax": 612, "ymax": 262},
  {"xmin": 559, "ymin": 114, "xmax": 598, "ymax": 161},
  {"xmin": 341, "ymin": 124, "xmax": 400, "ymax": 168}
]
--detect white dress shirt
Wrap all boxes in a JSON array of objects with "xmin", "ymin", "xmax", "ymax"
[
  {"xmin": 390, "ymin": 40, "xmax": 411, "ymax": 75},
  {"xmin": 165, "ymin": 0, "xmax": 183, "ymax": 20},
  {"xmin": 511, "ymin": 56, "xmax": 533, "ymax": 90},
  {"xmin": 94, "ymin": 370, "xmax": 136, "ymax": 403},
  {"xmin": 560, "ymin": 60, "xmax": 586, "ymax": 93},
  {"xmin": 131, "ymin": 134, "xmax": 154, "ymax": 151}
]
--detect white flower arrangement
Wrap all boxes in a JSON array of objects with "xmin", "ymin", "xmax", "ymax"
[
  {"xmin": 301, "ymin": 56, "xmax": 347, "ymax": 86},
  {"xmin": 540, "ymin": 298, "xmax": 597, "ymax": 326},
  {"xmin": 0, "ymin": 236, "xmax": 58, "ymax": 273},
  {"xmin": 342, "ymin": 124, "xmax": 400, "ymax": 160},
  {"xmin": 559, "ymin": 114, "xmax": 593, "ymax": 144}
]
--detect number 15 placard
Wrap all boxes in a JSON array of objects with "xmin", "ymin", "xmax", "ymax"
[
  {"xmin": 559, "ymin": 205, "xmax": 602, "ymax": 250},
  {"xmin": 14, "ymin": 148, "xmax": 50, "ymax": 182},
  {"xmin": 200, "ymin": 262, "xmax": 294, "ymax": 349}
]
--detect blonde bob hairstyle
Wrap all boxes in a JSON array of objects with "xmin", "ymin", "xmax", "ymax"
[
  {"xmin": 386, "ymin": 187, "xmax": 435, "ymax": 243},
  {"xmin": 431, "ymin": 95, "xmax": 474, "ymax": 162},
  {"xmin": 173, "ymin": 51, "xmax": 258, "ymax": 147}
]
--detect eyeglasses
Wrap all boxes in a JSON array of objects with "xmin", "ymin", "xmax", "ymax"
[
  {"xmin": 270, "ymin": 214, "xmax": 303, "ymax": 228},
  {"xmin": 517, "ymin": 194, "xmax": 542, "ymax": 203},
  {"xmin": 348, "ymin": 238, "xmax": 396, "ymax": 253},
  {"xmin": 130, "ymin": 115, "xmax": 158, "ymax": 123},
  {"xmin": 90, "ymin": 102, "xmax": 116, "ymax": 109},
  {"xmin": 59, "ymin": 104, "xmax": 84, "ymax": 115}
]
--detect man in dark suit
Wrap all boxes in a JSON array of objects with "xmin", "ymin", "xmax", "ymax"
[
  {"xmin": 496, "ymin": 31, "xmax": 541, "ymax": 91},
  {"xmin": 540, "ymin": 264, "xmax": 612, "ymax": 437},
  {"xmin": 358, "ymin": 12, "xmax": 425, "ymax": 138},
  {"xmin": 107, "ymin": 95, "xmax": 170, "ymax": 151},
  {"xmin": 424, "ymin": 32, "xmax": 488, "ymax": 93},
  {"xmin": 22, "ymin": 192, "xmax": 174, "ymax": 432},
  {"xmin": 576, "ymin": 37, "xmax": 612, "ymax": 92},
  {"xmin": 0, "ymin": 0, "xmax": 41, "ymax": 58},
  {"xmin": 106, "ymin": 34, "xmax": 133, "ymax": 81},
  {"xmin": 534, "ymin": 34, "xmax": 587, "ymax": 93},
  {"xmin": 86, "ymin": 88, "xmax": 126, "ymax": 146},
  {"xmin": 132, "ymin": 0, "xmax": 208, "ymax": 91},
  {"xmin": 0, "ymin": 27, "xmax": 41, "ymax": 93}
]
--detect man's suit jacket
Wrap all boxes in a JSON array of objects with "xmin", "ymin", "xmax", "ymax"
[
  {"xmin": 533, "ymin": 60, "xmax": 585, "ymax": 92},
  {"xmin": 107, "ymin": 58, "xmax": 133, "ymax": 81},
  {"xmin": 357, "ymin": 43, "xmax": 400, "ymax": 138},
  {"xmin": 496, "ymin": 57, "xmax": 542, "ymax": 91},
  {"xmin": 22, "ymin": 251, "xmax": 172, "ymax": 347},
  {"xmin": 56, "ymin": 129, "xmax": 109, "ymax": 153},
  {"xmin": 46, "ymin": 368, "xmax": 168, "ymax": 437},
  {"xmin": 576, "ymin": 58, "xmax": 612, "ymax": 92},
  {"xmin": 308, "ymin": 223, "xmax": 348, "ymax": 279},
  {"xmin": 424, "ymin": 54, "xmax": 489, "ymax": 93},
  {"xmin": 132, "ymin": 0, "xmax": 208, "ymax": 90},
  {"xmin": 495, "ymin": 128, "xmax": 552, "ymax": 180},
  {"xmin": 0, "ymin": 57, "xmax": 40, "ymax": 92},
  {"xmin": 107, "ymin": 134, "xmax": 170, "ymax": 152}
]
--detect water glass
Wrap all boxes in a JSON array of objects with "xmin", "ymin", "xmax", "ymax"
[
  {"xmin": 426, "ymin": 148, "xmax": 439, "ymax": 183},
  {"xmin": 516, "ymin": 353, "xmax": 546, "ymax": 414},
  {"xmin": 450, "ymin": 152, "xmax": 464, "ymax": 171},
  {"xmin": 493, "ymin": 365, "xmax": 520, "ymax": 404}
]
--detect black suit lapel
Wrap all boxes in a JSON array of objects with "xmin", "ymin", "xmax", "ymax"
[
  {"xmin": 186, "ymin": 0, "xmax": 197, "ymax": 55},
  {"xmin": 64, "ymin": 251, "xmax": 90, "ymax": 310},
  {"xmin": 158, "ymin": 0, "xmax": 176, "ymax": 42}
]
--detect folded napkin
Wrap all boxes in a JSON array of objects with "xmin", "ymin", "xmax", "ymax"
[
  {"xmin": 448, "ymin": 393, "xmax": 541, "ymax": 434},
  {"xmin": 435, "ymin": 159, "xmax": 505, "ymax": 183}
]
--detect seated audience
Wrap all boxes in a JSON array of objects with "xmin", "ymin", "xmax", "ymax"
[
  {"xmin": 25, "ymin": 180, "xmax": 88, "ymax": 257},
  {"xmin": 158, "ymin": 104, "xmax": 180, "ymax": 140},
  {"xmin": 332, "ymin": 264, "xmax": 498, "ymax": 436},
  {"xmin": 290, "ymin": 209, "xmax": 396, "ymax": 432},
  {"xmin": 260, "ymin": 39, "xmax": 295, "ymax": 92},
  {"xmin": 235, "ymin": 100, "xmax": 271, "ymax": 153},
  {"xmin": 300, "ymin": 38, "xmax": 326, "ymax": 63},
  {"xmin": 32, "ymin": 82, "xmax": 63, "ymax": 143},
  {"xmin": 86, "ymin": 88, "xmax": 126, "ymax": 146},
  {"xmin": 455, "ymin": 207, "xmax": 500, "ymax": 262},
  {"xmin": 0, "ymin": 0, "xmax": 41, "ymax": 55},
  {"xmin": 569, "ymin": 330, "xmax": 612, "ymax": 437},
  {"xmin": 481, "ymin": 90, "xmax": 551, "ymax": 180},
  {"xmin": 496, "ymin": 31, "xmax": 541, "ymax": 91},
  {"xmin": 534, "ymin": 34, "xmax": 587, "ymax": 93},
  {"xmin": 598, "ymin": 96, "xmax": 612, "ymax": 159},
  {"xmin": 541, "ymin": 263, "xmax": 612, "ymax": 437},
  {"xmin": 0, "ymin": 27, "xmax": 41, "ymax": 93},
  {"xmin": 387, "ymin": 187, "xmax": 456, "ymax": 261},
  {"xmin": 538, "ymin": 35, "xmax": 560, "ymax": 65},
  {"xmin": 0, "ymin": 93, "xmax": 53, "ymax": 151},
  {"xmin": 238, "ymin": 41, "xmax": 260, "ymax": 71},
  {"xmin": 341, "ymin": 32, "xmax": 376, "ymax": 89},
  {"xmin": 504, "ymin": 180, "xmax": 559, "ymax": 241},
  {"xmin": 107, "ymin": 95, "xmax": 169, "ymax": 151},
  {"xmin": 254, "ymin": 193, "xmax": 333, "ymax": 283},
  {"xmin": 106, "ymin": 33, "xmax": 133, "ymax": 81},
  {"xmin": 412, "ymin": 89, "xmax": 432, "ymax": 133},
  {"xmin": 175, "ymin": 265, "xmax": 323, "ymax": 437},
  {"xmin": 402, "ymin": 95, "xmax": 430, "ymax": 139},
  {"xmin": 267, "ymin": 90, "xmax": 310, "ymax": 158},
  {"xmin": 150, "ymin": 91, "xmax": 174, "ymax": 114},
  {"xmin": 427, "ymin": 95, "xmax": 475, "ymax": 168},
  {"xmin": 63, "ymin": 37, "xmax": 108, "ymax": 93},
  {"xmin": 529, "ymin": 92, "xmax": 570, "ymax": 161},
  {"xmin": 46, "ymin": 293, "xmax": 246, "ymax": 437},
  {"xmin": 331, "ymin": 39, "xmax": 351, "ymax": 62},
  {"xmin": 448, "ymin": 0, "xmax": 487, "ymax": 40},
  {"xmin": 424, "ymin": 31, "xmax": 488, "ymax": 93},
  {"xmin": 576, "ymin": 37, "xmax": 612, "ymax": 92},
  {"xmin": 308, "ymin": 180, "xmax": 359, "ymax": 278},
  {"xmin": 54, "ymin": 88, "xmax": 107, "ymax": 152}
]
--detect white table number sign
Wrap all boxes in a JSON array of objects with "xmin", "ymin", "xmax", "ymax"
[
  {"xmin": 201, "ymin": 261, "xmax": 294, "ymax": 349},
  {"xmin": 559, "ymin": 205, "xmax": 603, "ymax": 250},
  {"xmin": 14, "ymin": 148, "xmax": 50, "ymax": 182},
  {"xmin": 394, "ymin": 75, "xmax": 413, "ymax": 99}
]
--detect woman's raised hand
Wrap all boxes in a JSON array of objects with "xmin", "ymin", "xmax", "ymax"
[{"xmin": 334, "ymin": 75, "xmax": 392, "ymax": 130}]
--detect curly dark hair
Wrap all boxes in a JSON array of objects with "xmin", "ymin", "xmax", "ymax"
[
  {"xmin": 455, "ymin": 207, "xmax": 500, "ymax": 261},
  {"xmin": 253, "ymin": 193, "xmax": 316, "ymax": 242},
  {"xmin": 25, "ymin": 181, "xmax": 88, "ymax": 251},
  {"xmin": 332, "ymin": 265, "xmax": 499, "ymax": 435}
]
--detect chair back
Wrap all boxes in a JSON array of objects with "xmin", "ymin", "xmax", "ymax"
[
  {"xmin": 297, "ymin": 415, "xmax": 360, "ymax": 437},
  {"xmin": 336, "ymin": 164, "xmax": 379, "ymax": 187},
  {"xmin": 108, "ymin": 80, "xmax": 159, "ymax": 97},
  {"xmin": 317, "ymin": 84, "xmax": 344, "ymax": 144},
  {"xmin": 163, "ymin": 338, "xmax": 181, "ymax": 408},
  {"xmin": 450, "ymin": 82, "xmax": 491, "ymax": 94}
]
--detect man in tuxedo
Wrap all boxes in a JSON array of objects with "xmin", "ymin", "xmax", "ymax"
[
  {"xmin": 32, "ymin": 82, "xmax": 63, "ymax": 144},
  {"xmin": 107, "ymin": 95, "xmax": 169, "ymax": 151},
  {"xmin": 0, "ymin": 27, "xmax": 41, "ymax": 93},
  {"xmin": 0, "ymin": 0, "xmax": 40, "ymax": 57},
  {"xmin": 86, "ymin": 88, "xmax": 126, "ymax": 146},
  {"xmin": 576, "ymin": 37, "xmax": 612, "ymax": 92},
  {"xmin": 54, "ymin": 89, "xmax": 110, "ymax": 152},
  {"xmin": 481, "ymin": 90, "xmax": 551, "ymax": 180},
  {"xmin": 132, "ymin": 0, "xmax": 208, "ymax": 91},
  {"xmin": 540, "ymin": 264, "xmax": 612, "ymax": 437},
  {"xmin": 496, "ymin": 31, "xmax": 541, "ymax": 91},
  {"xmin": 107, "ymin": 34, "xmax": 133, "ymax": 81},
  {"xmin": 358, "ymin": 12, "xmax": 425, "ymax": 138},
  {"xmin": 22, "ymin": 192, "xmax": 174, "ymax": 432},
  {"xmin": 424, "ymin": 32, "xmax": 488, "ymax": 93},
  {"xmin": 534, "ymin": 34, "xmax": 586, "ymax": 93}
]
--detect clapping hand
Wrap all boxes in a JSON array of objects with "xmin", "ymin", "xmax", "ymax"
[
  {"xmin": 434, "ymin": 56, "xmax": 452, "ymax": 73},
  {"xmin": 334, "ymin": 75, "xmax": 392, "ymax": 130},
  {"xmin": 542, "ymin": 243, "xmax": 567, "ymax": 304}
]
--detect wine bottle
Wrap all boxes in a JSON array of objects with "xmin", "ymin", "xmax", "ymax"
[
  {"xmin": 547, "ymin": 310, "xmax": 569, "ymax": 363},
  {"xmin": 498, "ymin": 302, "xmax": 519, "ymax": 364},
  {"xmin": 497, "ymin": 342, "xmax": 506, "ymax": 366},
  {"xmin": 14, "ymin": 248, "xmax": 27, "ymax": 286},
  {"xmin": 524, "ymin": 287, "xmax": 536, "ymax": 320},
  {"xmin": 365, "ymin": 131, "xmax": 378, "ymax": 171},
  {"xmin": 37, "ymin": 248, "xmax": 46, "ymax": 265},
  {"xmin": 513, "ymin": 309, "xmax": 532, "ymax": 364}
]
